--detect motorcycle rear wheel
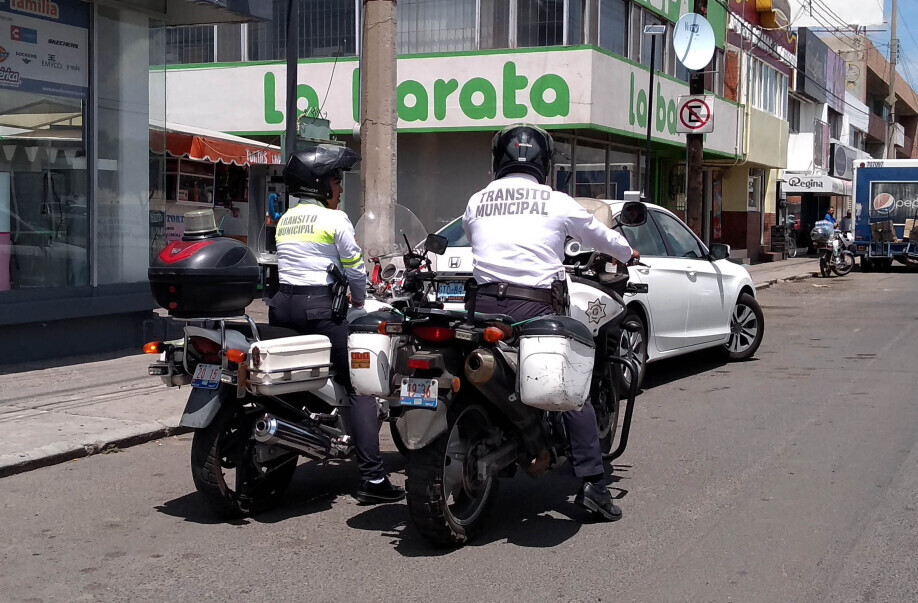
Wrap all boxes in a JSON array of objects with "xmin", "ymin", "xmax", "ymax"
[
  {"xmin": 406, "ymin": 403, "xmax": 498, "ymax": 547},
  {"xmin": 819, "ymin": 255, "xmax": 831, "ymax": 278},
  {"xmin": 190, "ymin": 402, "xmax": 298, "ymax": 519},
  {"xmin": 832, "ymin": 251, "xmax": 855, "ymax": 276}
]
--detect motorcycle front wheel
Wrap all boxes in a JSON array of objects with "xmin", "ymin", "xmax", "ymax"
[
  {"xmin": 190, "ymin": 401, "xmax": 298, "ymax": 519},
  {"xmin": 406, "ymin": 402, "xmax": 498, "ymax": 547},
  {"xmin": 592, "ymin": 368, "xmax": 620, "ymax": 456},
  {"xmin": 832, "ymin": 251, "xmax": 855, "ymax": 276}
]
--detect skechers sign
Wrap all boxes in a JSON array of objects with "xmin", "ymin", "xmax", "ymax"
[{"xmin": 153, "ymin": 49, "xmax": 741, "ymax": 156}]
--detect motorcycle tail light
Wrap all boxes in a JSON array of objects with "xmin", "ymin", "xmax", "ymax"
[
  {"xmin": 412, "ymin": 325, "xmax": 455, "ymax": 344},
  {"xmin": 408, "ymin": 358, "xmax": 432, "ymax": 370},
  {"xmin": 189, "ymin": 336, "xmax": 222, "ymax": 364},
  {"xmin": 225, "ymin": 349, "xmax": 247, "ymax": 364},
  {"xmin": 143, "ymin": 341, "xmax": 163, "ymax": 355},
  {"xmin": 483, "ymin": 326, "xmax": 506, "ymax": 343}
]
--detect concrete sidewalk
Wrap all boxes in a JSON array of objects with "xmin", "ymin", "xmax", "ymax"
[{"xmin": 0, "ymin": 256, "xmax": 819, "ymax": 478}]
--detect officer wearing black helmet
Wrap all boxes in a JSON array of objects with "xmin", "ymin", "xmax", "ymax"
[
  {"xmin": 462, "ymin": 124, "xmax": 639, "ymax": 521},
  {"xmin": 271, "ymin": 143, "xmax": 404, "ymax": 504}
]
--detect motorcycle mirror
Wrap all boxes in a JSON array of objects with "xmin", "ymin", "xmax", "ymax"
[
  {"xmin": 424, "ymin": 233, "xmax": 448, "ymax": 255},
  {"xmin": 618, "ymin": 202, "xmax": 647, "ymax": 227}
]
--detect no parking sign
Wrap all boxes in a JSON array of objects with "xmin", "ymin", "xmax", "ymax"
[{"xmin": 676, "ymin": 95, "xmax": 715, "ymax": 134}]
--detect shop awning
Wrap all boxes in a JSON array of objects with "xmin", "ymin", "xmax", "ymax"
[
  {"xmin": 783, "ymin": 174, "xmax": 852, "ymax": 196},
  {"xmin": 149, "ymin": 121, "xmax": 281, "ymax": 166}
]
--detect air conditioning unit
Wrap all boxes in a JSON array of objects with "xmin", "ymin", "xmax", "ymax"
[{"xmin": 830, "ymin": 143, "xmax": 855, "ymax": 180}]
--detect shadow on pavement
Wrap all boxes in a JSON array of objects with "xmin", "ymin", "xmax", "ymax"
[
  {"xmin": 347, "ymin": 459, "xmax": 631, "ymax": 556},
  {"xmin": 640, "ymin": 349, "xmax": 734, "ymax": 391},
  {"xmin": 154, "ymin": 451, "xmax": 406, "ymax": 526},
  {"xmin": 0, "ymin": 347, "xmax": 138, "ymax": 376}
]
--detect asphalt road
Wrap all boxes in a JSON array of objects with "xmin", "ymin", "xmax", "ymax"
[{"xmin": 2, "ymin": 270, "xmax": 918, "ymax": 602}]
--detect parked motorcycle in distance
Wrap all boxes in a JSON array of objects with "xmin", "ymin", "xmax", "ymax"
[
  {"xmin": 811, "ymin": 222, "xmax": 855, "ymax": 277},
  {"xmin": 371, "ymin": 202, "xmax": 647, "ymax": 546}
]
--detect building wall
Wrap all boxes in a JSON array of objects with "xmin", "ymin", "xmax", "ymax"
[{"xmin": 747, "ymin": 109, "xmax": 789, "ymax": 169}]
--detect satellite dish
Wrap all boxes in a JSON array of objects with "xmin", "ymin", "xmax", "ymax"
[{"xmin": 673, "ymin": 14, "xmax": 716, "ymax": 71}]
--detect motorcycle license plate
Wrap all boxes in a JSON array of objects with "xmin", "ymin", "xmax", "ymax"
[
  {"xmin": 191, "ymin": 363, "xmax": 221, "ymax": 389},
  {"xmin": 437, "ymin": 282, "xmax": 465, "ymax": 303},
  {"xmin": 399, "ymin": 378, "xmax": 438, "ymax": 408}
]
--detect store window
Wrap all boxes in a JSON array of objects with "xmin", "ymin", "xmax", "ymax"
[
  {"xmin": 788, "ymin": 98, "xmax": 801, "ymax": 133},
  {"xmin": 552, "ymin": 138, "xmax": 574, "ymax": 195},
  {"xmin": 573, "ymin": 142, "xmax": 608, "ymax": 198},
  {"xmin": 518, "ymin": 0, "xmax": 565, "ymax": 47},
  {"xmin": 1, "ymin": 0, "xmax": 90, "ymax": 292},
  {"xmin": 248, "ymin": 0, "xmax": 358, "ymax": 61},
  {"xmin": 599, "ymin": 0, "xmax": 628, "ymax": 56},
  {"xmin": 164, "ymin": 26, "xmax": 214, "ymax": 64},
  {"xmin": 749, "ymin": 56, "xmax": 788, "ymax": 118},
  {"xmin": 480, "ymin": 0, "xmax": 511, "ymax": 49},
  {"xmin": 398, "ymin": 0, "xmax": 477, "ymax": 54}
]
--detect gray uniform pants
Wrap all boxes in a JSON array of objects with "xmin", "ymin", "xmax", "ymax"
[
  {"xmin": 269, "ymin": 290, "xmax": 385, "ymax": 481},
  {"xmin": 473, "ymin": 294, "xmax": 605, "ymax": 479}
]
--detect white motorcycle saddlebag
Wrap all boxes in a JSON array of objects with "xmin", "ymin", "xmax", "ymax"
[
  {"xmin": 517, "ymin": 316, "xmax": 595, "ymax": 412},
  {"xmin": 246, "ymin": 335, "xmax": 332, "ymax": 396},
  {"xmin": 347, "ymin": 310, "xmax": 402, "ymax": 396}
]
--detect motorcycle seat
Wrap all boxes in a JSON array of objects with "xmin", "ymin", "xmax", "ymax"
[
  {"xmin": 231, "ymin": 322, "xmax": 301, "ymax": 341},
  {"xmin": 473, "ymin": 312, "xmax": 516, "ymax": 325}
]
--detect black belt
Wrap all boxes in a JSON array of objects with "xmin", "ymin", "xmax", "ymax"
[
  {"xmin": 278, "ymin": 284, "xmax": 332, "ymax": 295},
  {"xmin": 477, "ymin": 282, "xmax": 553, "ymax": 304}
]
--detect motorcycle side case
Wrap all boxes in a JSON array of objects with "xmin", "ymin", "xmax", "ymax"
[{"xmin": 179, "ymin": 384, "xmax": 233, "ymax": 428}]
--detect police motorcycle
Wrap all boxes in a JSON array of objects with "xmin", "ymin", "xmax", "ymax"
[
  {"xmin": 347, "ymin": 201, "xmax": 649, "ymax": 546},
  {"xmin": 144, "ymin": 205, "xmax": 398, "ymax": 519}
]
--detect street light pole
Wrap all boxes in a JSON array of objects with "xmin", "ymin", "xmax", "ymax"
[{"xmin": 642, "ymin": 24, "xmax": 666, "ymax": 202}]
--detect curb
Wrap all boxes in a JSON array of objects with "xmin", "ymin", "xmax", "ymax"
[
  {"xmin": 754, "ymin": 271, "xmax": 817, "ymax": 291},
  {"xmin": 0, "ymin": 424, "xmax": 192, "ymax": 479}
]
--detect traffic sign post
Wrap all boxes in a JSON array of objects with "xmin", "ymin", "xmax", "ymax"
[{"xmin": 676, "ymin": 95, "xmax": 715, "ymax": 134}]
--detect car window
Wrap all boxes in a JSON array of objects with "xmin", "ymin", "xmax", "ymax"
[
  {"xmin": 652, "ymin": 211, "xmax": 706, "ymax": 259},
  {"xmin": 613, "ymin": 215, "xmax": 668, "ymax": 257},
  {"xmin": 437, "ymin": 217, "xmax": 469, "ymax": 247}
]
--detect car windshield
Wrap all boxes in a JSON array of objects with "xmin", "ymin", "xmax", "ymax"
[{"xmin": 437, "ymin": 217, "xmax": 469, "ymax": 247}]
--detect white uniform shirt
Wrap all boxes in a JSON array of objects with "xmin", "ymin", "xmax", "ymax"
[
  {"xmin": 462, "ymin": 173, "xmax": 633, "ymax": 288},
  {"xmin": 275, "ymin": 201, "xmax": 367, "ymax": 304}
]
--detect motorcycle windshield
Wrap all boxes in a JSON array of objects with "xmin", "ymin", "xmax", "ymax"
[{"xmin": 355, "ymin": 204, "xmax": 428, "ymax": 260}]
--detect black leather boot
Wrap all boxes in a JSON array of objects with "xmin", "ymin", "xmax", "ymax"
[
  {"xmin": 354, "ymin": 477, "xmax": 406, "ymax": 504},
  {"xmin": 575, "ymin": 481, "xmax": 623, "ymax": 522}
]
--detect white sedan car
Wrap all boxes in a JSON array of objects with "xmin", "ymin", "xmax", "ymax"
[{"xmin": 431, "ymin": 199, "xmax": 764, "ymax": 390}]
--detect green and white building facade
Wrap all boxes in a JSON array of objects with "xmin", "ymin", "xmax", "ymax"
[{"xmin": 157, "ymin": 0, "xmax": 752, "ymax": 242}]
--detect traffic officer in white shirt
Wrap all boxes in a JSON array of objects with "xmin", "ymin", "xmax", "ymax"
[
  {"xmin": 462, "ymin": 124, "xmax": 638, "ymax": 521},
  {"xmin": 270, "ymin": 144, "xmax": 405, "ymax": 504}
]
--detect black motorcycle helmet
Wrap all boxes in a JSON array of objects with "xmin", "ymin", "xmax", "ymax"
[
  {"xmin": 282, "ymin": 143, "xmax": 361, "ymax": 201},
  {"xmin": 492, "ymin": 123, "xmax": 554, "ymax": 184}
]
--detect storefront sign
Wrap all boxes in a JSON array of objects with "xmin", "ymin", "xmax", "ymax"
[
  {"xmin": 783, "ymin": 175, "xmax": 852, "ymax": 196},
  {"xmin": 0, "ymin": 0, "xmax": 88, "ymax": 99},
  {"xmin": 155, "ymin": 49, "xmax": 742, "ymax": 157}
]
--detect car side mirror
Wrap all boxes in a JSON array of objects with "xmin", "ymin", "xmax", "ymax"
[
  {"xmin": 709, "ymin": 243, "xmax": 730, "ymax": 261},
  {"xmin": 618, "ymin": 202, "xmax": 647, "ymax": 227},
  {"xmin": 424, "ymin": 233, "xmax": 448, "ymax": 255}
]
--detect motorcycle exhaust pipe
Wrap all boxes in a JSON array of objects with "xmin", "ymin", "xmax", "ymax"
[
  {"xmin": 253, "ymin": 414, "xmax": 332, "ymax": 460},
  {"xmin": 465, "ymin": 349, "xmax": 545, "ymax": 461}
]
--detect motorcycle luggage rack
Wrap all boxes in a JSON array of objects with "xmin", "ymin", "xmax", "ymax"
[{"xmin": 171, "ymin": 314, "xmax": 263, "ymax": 342}]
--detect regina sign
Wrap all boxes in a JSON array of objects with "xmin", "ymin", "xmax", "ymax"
[
  {"xmin": 783, "ymin": 175, "xmax": 852, "ymax": 196},
  {"xmin": 152, "ymin": 48, "xmax": 742, "ymax": 157}
]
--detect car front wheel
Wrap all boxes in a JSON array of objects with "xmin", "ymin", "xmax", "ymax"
[{"xmin": 723, "ymin": 292, "xmax": 764, "ymax": 361}]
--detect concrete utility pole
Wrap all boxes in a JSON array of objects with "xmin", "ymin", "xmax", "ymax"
[
  {"xmin": 685, "ymin": 0, "xmax": 707, "ymax": 237},
  {"xmin": 885, "ymin": 0, "xmax": 898, "ymax": 159},
  {"xmin": 360, "ymin": 0, "xmax": 398, "ymax": 257}
]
